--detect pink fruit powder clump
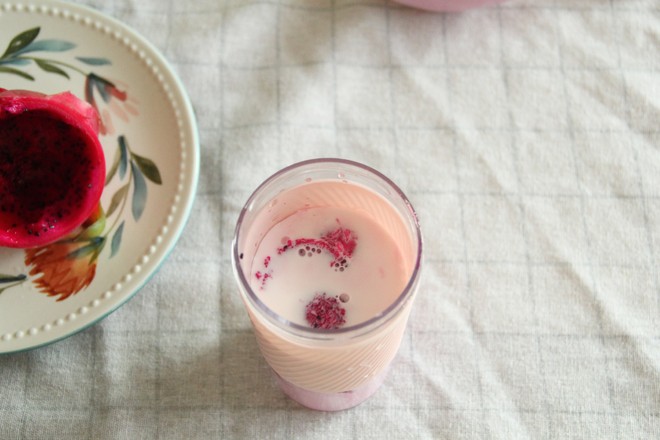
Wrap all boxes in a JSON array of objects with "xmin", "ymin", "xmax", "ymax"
[{"xmin": 305, "ymin": 292, "xmax": 347, "ymax": 329}]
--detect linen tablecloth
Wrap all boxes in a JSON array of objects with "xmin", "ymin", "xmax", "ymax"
[{"xmin": 1, "ymin": 0, "xmax": 658, "ymax": 438}]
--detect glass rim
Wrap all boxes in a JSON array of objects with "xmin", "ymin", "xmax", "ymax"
[{"xmin": 231, "ymin": 158, "xmax": 423, "ymax": 339}]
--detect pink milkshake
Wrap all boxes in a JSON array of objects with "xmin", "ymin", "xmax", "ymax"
[{"xmin": 232, "ymin": 159, "xmax": 422, "ymax": 411}]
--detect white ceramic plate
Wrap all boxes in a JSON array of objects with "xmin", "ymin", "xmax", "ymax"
[{"xmin": 0, "ymin": 0, "xmax": 199, "ymax": 353}]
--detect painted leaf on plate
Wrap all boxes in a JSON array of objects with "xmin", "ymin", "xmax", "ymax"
[{"xmin": 1, "ymin": 27, "xmax": 39, "ymax": 57}]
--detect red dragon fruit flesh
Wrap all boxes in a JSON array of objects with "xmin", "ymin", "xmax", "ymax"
[{"xmin": 0, "ymin": 88, "xmax": 106, "ymax": 248}]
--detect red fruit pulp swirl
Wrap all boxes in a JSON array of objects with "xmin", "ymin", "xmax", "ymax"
[{"xmin": 257, "ymin": 226, "xmax": 357, "ymax": 329}]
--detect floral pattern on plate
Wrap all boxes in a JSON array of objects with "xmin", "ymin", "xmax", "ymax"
[{"xmin": 0, "ymin": 27, "xmax": 162, "ymax": 301}]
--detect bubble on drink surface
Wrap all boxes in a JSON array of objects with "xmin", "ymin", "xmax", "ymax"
[
  {"xmin": 268, "ymin": 198, "xmax": 278, "ymax": 208},
  {"xmin": 305, "ymin": 177, "xmax": 312, "ymax": 183},
  {"xmin": 339, "ymin": 293, "xmax": 350, "ymax": 303},
  {"xmin": 334, "ymin": 257, "xmax": 349, "ymax": 272},
  {"xmin": 280, "ymin": 236, "xmax": 292, "ymax": 252}
]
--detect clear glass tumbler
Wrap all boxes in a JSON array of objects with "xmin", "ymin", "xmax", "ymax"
[{"xmin": 231, "ymin": 158, "xmax": 422, "ymax": 411}]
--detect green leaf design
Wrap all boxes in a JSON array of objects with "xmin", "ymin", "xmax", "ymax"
[
  {"xmin": 106, "ymin": 183, "xmax": 129, "ymax": 218},
  {"xmin": 132, "ymin": 153, "xmax": 162, "ymax": 185},
  {"xmin": 76, "ymin": 56, "xmax": 111, "ymax": 66},
  {"xmin": 34, "ymin": 59, "xmax": 69, "ymax": 78},
  {"xmin": 130, "ymin": 161, "xmax": 147, "ymax": 221},
  {"xmin": 105, "ymin": 143, "xmax": 122, "ymax": 185},
  {"xmin": 1, "ymin": 27, "xmax": 39, "ymax": 57},
  {"xmin": 0, "ymin": 58, "xmax": 30, "ymax": 65},
  {"xmin": 0, "ymin": 274, "xmax": 27, "ymax": 284},
  {"xmin": 66, "ymin": 237, "xmax": 104, "ymax": 260},
  {"xmin": 19, "ymin": 40, "xmax": 75, "ymax": 54},
  {"xmin": 118, "ymin": 136, "xmax": 129, "ymax": 179},
  {"xmin": 0, "ymin": 65, "xmax": 34, "ymax": 80},
  {"xmin": 102, "ymin": 133, "xmax": 162, "ymax": 259},
  {"xmin": 110, "ymin": 221, "xmax": 124, "ymax": 257},
  {"xmin": 88, "ymin": 73, "xmax": 115, "ymax": 103}
]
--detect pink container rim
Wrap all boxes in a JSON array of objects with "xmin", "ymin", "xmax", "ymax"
[
  {"xmin": 393, "ymin": 0, "xmax": 507, "ymax": 12},
  {"xmin": 231, "ymin": 158, "xmax": 423, "ymax": 340}
]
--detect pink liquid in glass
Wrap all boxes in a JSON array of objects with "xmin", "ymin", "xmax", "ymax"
[{"xmin": 250, "ymin": 204, "xmax": 408, "ymax": 328}]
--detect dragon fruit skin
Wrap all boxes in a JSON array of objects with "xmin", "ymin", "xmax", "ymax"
[{"xmin": 0, "ymin": 88, "xmax": 106, "ymax": 248}]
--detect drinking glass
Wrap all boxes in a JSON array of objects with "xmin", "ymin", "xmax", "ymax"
[{"xmin": 231, "ymin": 158, "xmax": 422, "ymax": 411}]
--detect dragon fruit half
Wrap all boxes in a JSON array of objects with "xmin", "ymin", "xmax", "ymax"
[{"xmin": 0, "ymin": 88, "xmax": 106, "ymax": 248}]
